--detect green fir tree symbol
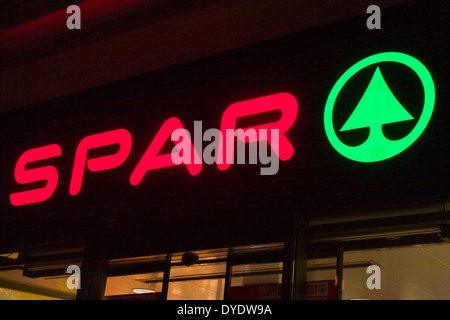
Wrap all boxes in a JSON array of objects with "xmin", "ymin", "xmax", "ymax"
[{"xmin": 340, "ymin": 67, "xmax": 414, "ymax": 153}]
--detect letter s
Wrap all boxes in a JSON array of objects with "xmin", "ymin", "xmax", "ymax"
[{"xmin": 10, "ymin": 144, "xmax": 62, "ymax": 206}]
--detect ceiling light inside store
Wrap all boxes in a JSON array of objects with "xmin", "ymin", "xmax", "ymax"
[{"xmin": 133, "ymin": 288, "xmax": 155, "ymax": 294}]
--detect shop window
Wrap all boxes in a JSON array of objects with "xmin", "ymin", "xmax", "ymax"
[
  {"xmin": 104, "ymin": 271, "xmax": 164, "ymax": 300},
  {"xmin": 0, "ymin": 245, "xmax": 84, "ymax": 300},
  {"xmin": 167, "ymin": 262, "xmax": 226, "ymax": 300},
  {"xmin": 343, "ymin": 242, "xmax": 450, "ymax": 300},
  {"xmin": 305, "ymin": 242, "xmax": 450, "ymax": 300},
  {"xmin": 229, "ymin": 262, "xmax": 283, "ymax": 300},
  {"xmin": 168, "ymin": 278, "xmax": 225, "ymax": 300},
  {"xmin": 306, "ymin": 257, "xmax": 337, "ymax": 300},
  {"xmin": 0, "ymin": 268, "xmax": 78, "ymax": 300},
  {"xmin": 167, "ymin": 251, "xmax": 227, "ymax": 300},
  {"xmin": 102, "ymin": 243, "xmax": 284, "ymax": 300}
]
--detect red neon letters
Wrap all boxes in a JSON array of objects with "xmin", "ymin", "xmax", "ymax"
[
  {"xmin": 10, "ymin": 93, "xmax": 298, "ymax": 206},
  {"xmin": 130, "ymin": 117, "xmax": 202, "ymax": 186},
  {"xmin": 10, "ymin": 144, "xmax": 62, "ymax": 206},
  {"xmin": 69, "ymin": 129, "xmax": 132, "ymax": 196},
  {"xmin": 217, "ymin": 92, "xmax": 298, "ymax": 170}
]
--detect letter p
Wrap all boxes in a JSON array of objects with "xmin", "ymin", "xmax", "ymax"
[{"xmin": 69, "ymin": 129, "xmax": 132, "ymax": 196}]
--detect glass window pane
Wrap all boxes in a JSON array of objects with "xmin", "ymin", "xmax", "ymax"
[
  {"xmin": 0, "ymin": 269, "xmax": 78, "ymax": 300},
  {"xmin": 167, "ymin": 262, "xmax": 226, "ymax": 300},
  {"xmin": 230, "ymin": 262, "xmax": 283, "ymax": 300},
  {"xmin": 104, "ymin": 271, "xmax": 163, "ymax": 300},
  {"xmin": 168, "ymin": 278, "xmax": 225, "ymax": 300},
  {"xmin": 307, "ymin": 257, "xmax": 337, "ymax": 282},
  {"xmin": 170, "ymin": 262, "xmax": 226, "ymax": 278},
  {"xmin": 343, "ymin": 242, "xmax": 450, "ymax": 300},
  {"xmin": 306, "ymin": 257, "xmax": 337, "ymax": 300}
]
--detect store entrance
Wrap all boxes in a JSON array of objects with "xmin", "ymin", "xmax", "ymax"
[{"xmin": 103, "ymin": 242, "xmax": 285, "ymax": 300}]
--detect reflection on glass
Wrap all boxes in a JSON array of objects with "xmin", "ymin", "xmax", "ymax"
[{"xmin": 0, "ymin": 269, "xmax": 77, "ymax": 300}]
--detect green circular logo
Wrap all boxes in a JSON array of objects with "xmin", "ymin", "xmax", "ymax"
[{"xmin": 324, "ymin": 52, "xmax": 435, "ymax": 162}]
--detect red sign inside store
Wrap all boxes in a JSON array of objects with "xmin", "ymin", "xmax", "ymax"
[{"xmin": 306, "ymin": 280, "xmax": 336, "ymax": 300}]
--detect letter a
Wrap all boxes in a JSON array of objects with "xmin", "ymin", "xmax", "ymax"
[
  {"xmin": 366, "ymin": 5, "xmax": 381, "ymax": 30},
  {"xmin": 130, "ymin": 117, "xmax": 202, "ymax": 186},
  {"xmin": 66, "ymin": 265, "xmax": 81, "ymax": 290},
  {"xmin": 66, "ymin": 5, "xmax": 81, "ymax": 30}
]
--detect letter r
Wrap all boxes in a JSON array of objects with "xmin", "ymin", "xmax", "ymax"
[
  {"xmin": 217, "ymin": 92, "xmax": 298, "ymax": 170},
  {"xmin": 69, "ymin": 129, "xmax": 132, "ymax": 196}
]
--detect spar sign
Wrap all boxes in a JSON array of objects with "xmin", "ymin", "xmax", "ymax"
[
  {"xmin": 9, "ymin": 52, "xmax": 435, "ymax": 207},
  {"xmin": 10, "ymin": 93, "xmax": 298, "ymax": 206}
]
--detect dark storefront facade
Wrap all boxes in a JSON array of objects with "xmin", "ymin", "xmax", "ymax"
[{"xmin": 0, "ymin": 0, "xmax": 449, "ymax": 300}]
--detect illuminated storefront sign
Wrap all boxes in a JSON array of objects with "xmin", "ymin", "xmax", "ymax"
[
  {"xmin": 0, "ymin": 1, "xmax": 447, "ymax": 254},
  {"xmin": 324, "ymin": 52, "xmax": 435, "ymax": 162},
  {"xmin": 7, "ymin": 52, "xmax": 438, "ymax": 207}
]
